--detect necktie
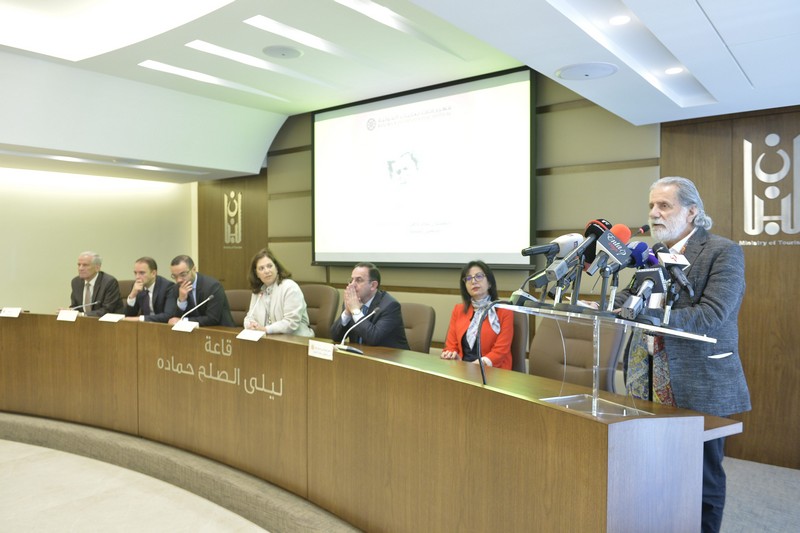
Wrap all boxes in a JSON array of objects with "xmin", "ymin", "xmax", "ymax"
[
  {"xmin": 141, "ymin": 288, "xmax": 152, "ymax": 316},
  {"xmin": 83, "ymin": 282, "xmax": 92, "ymax": 312},
  {"xmin": 357, "ymin": 305, "xmax": 368, "ymax": 344}
]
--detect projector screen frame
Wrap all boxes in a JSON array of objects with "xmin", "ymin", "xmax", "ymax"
[{"xmin": 311, "ymin": 67, "xmax": 536, "ymax": 271}]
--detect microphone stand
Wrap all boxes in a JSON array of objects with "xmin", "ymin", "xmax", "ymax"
[
  {"xmin": 474, "ymin": 299, "xmax": 505, "ymax": 385},
  {"xmin": 180, "ymin": 294, "xmax": 214, "ymax": 320},
  {"xmin": 334, "ymin": 308, "xmax": 380, "ymax": 355}
]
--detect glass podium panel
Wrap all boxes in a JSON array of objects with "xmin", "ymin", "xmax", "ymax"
[{"xmin": 497, "ymin": 301, "xmax": 717, "ymax": 418}]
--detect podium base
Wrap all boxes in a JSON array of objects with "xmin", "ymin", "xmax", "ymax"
[{"xmin": 541, "ymin": 394, "xmax": 652, "ymax": 418}]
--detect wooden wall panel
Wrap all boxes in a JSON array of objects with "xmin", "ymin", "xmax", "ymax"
[{"xmin": 198, "ymin": 171, "xmax": 268, "ymax": 289}]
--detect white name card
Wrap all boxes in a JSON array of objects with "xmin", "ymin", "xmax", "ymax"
[
  {"xmin": 172, "ymin": 319, "xmax": 200, "ymax": 332},
  {"xmin": 0, "ymin": 307, "xmax": 22, "ymax": 318},
  {"xmin": 57, "ymin": 309, "xmax": 79, "ymax": 322},
  {"xmin": 237, "ymin": 328, "xmax": 266, "ymax": 342},
  {"xmin": 99, "ymin": 313, "xmax": 125, "ymax": 323},
  {"xmin": 308, "ymin": 339, "xmax": 334, "ymax": 360}
]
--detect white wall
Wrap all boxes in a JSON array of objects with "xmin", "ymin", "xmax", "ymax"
[{"xmin": 0, "ymin": 168, "xmax": 196, "ymax": 314}]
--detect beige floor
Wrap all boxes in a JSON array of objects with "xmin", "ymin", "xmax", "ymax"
[{"xmin": 0, "ymin": 439, "xmax": 267, "ymax": 533}]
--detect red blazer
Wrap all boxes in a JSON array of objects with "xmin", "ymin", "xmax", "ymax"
[{"xmin": 444, "ymin": 304, "xmax": 514, "ymax": 369}]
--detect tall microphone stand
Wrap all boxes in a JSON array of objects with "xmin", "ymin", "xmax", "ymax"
[{"xmin": 474, "ymin": 299, "xmax": 506, "ymax": 385}]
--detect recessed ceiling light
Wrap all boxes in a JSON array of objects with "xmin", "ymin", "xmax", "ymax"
[
  {"xmin": 665, "ymin": 67, "xmax": 684, "ymax": 75},
  {"xmin": 556, "ymin": 62, "xmax": 618, "ymax": 80},
  {"xmin": 609, "ymin": 15, "xmax": 630, "ymax": 26}
]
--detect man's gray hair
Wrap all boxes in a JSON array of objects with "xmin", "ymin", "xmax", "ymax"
[
  {"xmin": 79, "ymin": 251, "xmax": 102, "ymax": 266},
  {"xmin": 652, "ymin": 176, "xmax": 713, "ymax": 230}
]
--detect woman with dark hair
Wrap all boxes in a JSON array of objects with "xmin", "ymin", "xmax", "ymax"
[
  {"xmin": 440, "ymin": 260, "xmax": 513, "ymax": 369},
  {"xmin": 243, "ymin": 248, "xmax": 313, "ymax": 337}
]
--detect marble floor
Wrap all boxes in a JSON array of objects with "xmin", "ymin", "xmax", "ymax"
[{"xmin": 0, "ymin": 439, "xmax": 267, "ymax": 533}]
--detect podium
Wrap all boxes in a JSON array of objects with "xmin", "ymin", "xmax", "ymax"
[{"xmin": 497, "ymin": 301, "xmax": 717, "ymax": 417}]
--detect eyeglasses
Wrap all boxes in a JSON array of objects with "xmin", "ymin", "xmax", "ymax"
[
  {"xmin": 171, "ymin": 270, "xmax": 192, "ymax": 280},
  {"xmin": 463, "ymin": 273, "xmax": 487, "ymax": 284},
  {"xmin": 256, "ymin": 264, "xmax": 275, "ymax": 272}
]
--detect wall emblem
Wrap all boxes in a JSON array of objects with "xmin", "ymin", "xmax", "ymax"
[
  {"xmin": 743, "ymin": 133, "xmax": 800, "ymax": 236},
  {"xmin": 224, "ymin": 190, "xmax": 242, "ymax": 244}
]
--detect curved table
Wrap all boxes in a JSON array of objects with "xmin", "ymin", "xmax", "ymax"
[{"xmin": 0, "ymin": 313, "xmax": 741, "ymax": 532}]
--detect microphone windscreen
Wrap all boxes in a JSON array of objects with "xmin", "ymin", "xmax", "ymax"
[
  {"xmin": 582, "ymin": 218, "xmax": 612, "ymax": 263},
  {"xmin": 627, "ymin": 241, "xmax": 650, "ymax": 267},
  {"xmin": 610, "ymin": 223, "xmax": 632, "ymax": 244}
]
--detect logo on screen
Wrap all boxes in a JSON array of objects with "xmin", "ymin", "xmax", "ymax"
[
  {"xmin": 743, "ymin": 133, "xmax": 800, "ymax": 236},
  {"xmin": 224, "ymin": 190, "xmax": 242, "ymax": 244}
]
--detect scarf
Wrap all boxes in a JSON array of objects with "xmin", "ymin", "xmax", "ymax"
[{"xmin": 465, "ymin": 296, "xmax": 501, "ymax": 349}]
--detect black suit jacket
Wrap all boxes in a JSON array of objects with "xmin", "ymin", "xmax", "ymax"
[
  {"xmin": 124, "ymin": 275, "xmax": 177, "ymax": 323},
  {"xmin": 329, "ymin": 290, "xmax": 410, "ymax": 350},
  {"xmin": 179, "ymin": 273, "xmax": 235, "ymax": 327},
  {"xmin": 70, "ymin": 271, "xmax": 124, "ymax": 317}
]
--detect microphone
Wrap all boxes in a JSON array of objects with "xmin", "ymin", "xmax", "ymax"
[
  {"xmin": 521, "ymin": 233, "xmax": 582, "ymax": 260},
  {"xmin": 652, "ymin": 243, "xmax": 695, "ymax": 298},
  {"xmin": 585, "ymin": 224, "xmax": 632, "ymax": 276},
  {"xmin": 604, "ymin": 241, "xmax": 650, "ymax": 276},
  {"xmin": 545, "ymin": 218, "xmax": 611, "ymax": 283},
  {"xmin": 632, "ymin": 224, "xmax": 650, "ymax": 236},
  {"xmin": 70, "ymin": 301, "xmax": 98, "ymax": 311},
  {"xmin": 180, "ymin": 294, "xmax": 214, "ymax": 320},
  {"xmin": 620, "ymin": 267, "xmax": 667, "ymax": 320},
  {"xmin": 335, "ymin": 307, "xmax": 381, "ymax": 355}
]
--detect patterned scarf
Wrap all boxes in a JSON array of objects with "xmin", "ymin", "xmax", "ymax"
[{"xmin": 466, "ymin": 296, "xmax": 501, "ymax": 349}]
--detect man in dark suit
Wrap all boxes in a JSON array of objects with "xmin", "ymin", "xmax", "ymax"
[
  {"xmin": 617, "ymin": 177, "xmax": 751, "ymax": 533},
  {"xmin": 330, "ymin": 262, "xmax": 409, "ymax": 349},
  {"xmin": 123, "ymin": 257, "xmax": 176, "ymax": 322},
  {"xmin": 166, "ymin": 255, "xmax": 235, "ymax": 327},
  {"xmin": 69, "ymin": 251, "xmax": 124, "ymax": 317}
]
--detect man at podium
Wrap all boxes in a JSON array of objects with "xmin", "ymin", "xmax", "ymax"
[{"xmin": 618, "ymin": 176, "xmax": 751, "ymax": 533}]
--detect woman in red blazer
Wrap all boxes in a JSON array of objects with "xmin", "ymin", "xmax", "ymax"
[{"xmin": 441, "ymin": 260, "xmax": 514, "ymax": 369}]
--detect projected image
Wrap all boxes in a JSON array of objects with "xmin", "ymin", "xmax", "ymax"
[{"xmin": 314, "ymin": 69, "xmax": 532, "ymax": 267}]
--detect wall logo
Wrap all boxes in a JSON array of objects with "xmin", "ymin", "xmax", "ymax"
[
  {"xmin": 224, "ymin": 190, "xmax": 242, "ymax": 244},
  {"xmin": 743, "ymin": 133, "xmax": 800, "ymax": 236}
]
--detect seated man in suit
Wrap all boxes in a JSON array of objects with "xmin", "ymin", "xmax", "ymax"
[
  {"xmin": 330, "ymin": 262, "xmax": 409, "ymax": 350},
  {"xmin": 69, "ymin": 251, "xmax": 124, "ymax": 317},
  {"xmin": 166, "ymin": 255, "xmax": 235, "ymax": 327},
  {"xmin": 123, "ymin": 257, "xmax": 176, "ymax": 322}
]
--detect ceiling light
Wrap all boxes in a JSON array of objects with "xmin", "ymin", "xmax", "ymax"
[
  {"xmin": 244, "ymin": 15, "xmax": 338, "ymax": 55},
  {"xmin": 333, "ymin": 0, "xmax": 465, "ymax": 59},
  {"xmin": 665, "ymin": 67, "xmax": 684, "ymax": 75},
  {"xmin": 186, "ymin": 40, "xmax": 333, "ymax": 87},
  {"xmin": 609, "ymin": 15, "xmax": 630, "ymax": 26},
  {"xmin": 0, "ymin": 0, "xmax": 234, "ymax": 61},
  {"xmin": 139, "ymin": 60, "xmax": 289, "ymax": 101}
]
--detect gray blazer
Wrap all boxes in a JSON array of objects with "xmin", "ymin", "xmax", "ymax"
[{"xmin": 619, "ymin": 228, "xmax": 751, "ymax": 417}]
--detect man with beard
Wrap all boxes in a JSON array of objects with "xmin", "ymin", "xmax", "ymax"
[{"xmin": 617, "ymin": 176, "xmax": 750, "ymax": 533}]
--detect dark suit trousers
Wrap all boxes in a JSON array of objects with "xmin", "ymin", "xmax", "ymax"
[{"xmin": 702, "ymin": 437, "xmax": 726, "ymax": 533}]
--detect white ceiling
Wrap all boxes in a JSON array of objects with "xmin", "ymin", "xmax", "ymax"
[{"xmin": 1, "ymin": 0, "xmax": 799, "ymax": 181}]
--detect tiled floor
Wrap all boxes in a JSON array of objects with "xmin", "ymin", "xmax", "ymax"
[{"xmin": 0, "ymin": 439, "xmax": 267, "ymax": 533}]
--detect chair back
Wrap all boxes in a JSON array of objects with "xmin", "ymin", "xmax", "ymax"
[
  {"xmin": 400, "ymin": 302, "xmax": 435, "ymax": 353},
  {"xmin": 225, "ymin": 289, "xmax": 252, "ymax": 328},
  {"xmin": 528, "ymin": 317, "xmax": 628, "ymax": 392},
  {"xmin": 299, "ymin": 284, "xmax": 340, "ymax": 340},
  {"xmin": 510, "ymin": 311, "xmax": 529, "ymax": 373},
  {"xmin": 117, "ymin": 279, "xmax": 135, "ymax": 300}
]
